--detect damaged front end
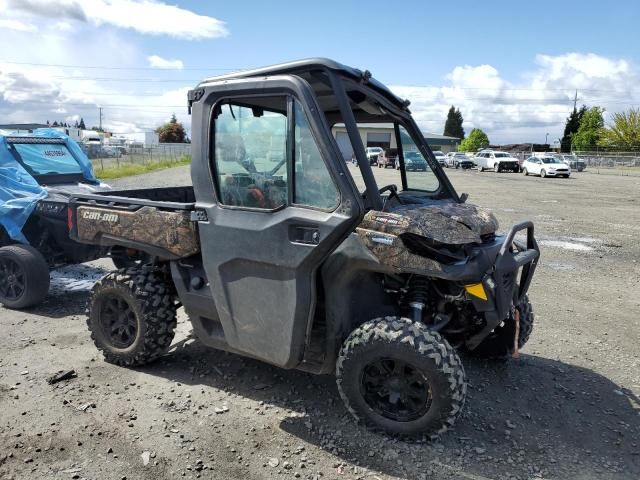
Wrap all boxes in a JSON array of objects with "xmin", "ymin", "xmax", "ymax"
[{"xmin": 355, "ymin": 201, "xmax": 539, "ymax": 351}]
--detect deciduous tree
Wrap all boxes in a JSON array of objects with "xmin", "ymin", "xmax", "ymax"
[{"xmin": 459, "ymin": 128, "xmax": 489, "ymax": 152}]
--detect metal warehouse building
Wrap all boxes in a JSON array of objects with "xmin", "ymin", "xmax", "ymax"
[{"xmin": 332, "ymin": 123, "xmax": 460, "ymax": 160}]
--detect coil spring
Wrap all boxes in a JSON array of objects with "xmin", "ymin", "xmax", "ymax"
[{"xmin": 406, "ymin": 276, "xmax": 430, "ymax": 305}]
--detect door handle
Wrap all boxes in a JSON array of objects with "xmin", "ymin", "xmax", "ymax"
[{"xmin": 290, "ymin": 225, "xmax": 320, "ymax": 245}]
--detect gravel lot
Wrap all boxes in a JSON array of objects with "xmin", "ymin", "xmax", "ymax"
[{"xmin": 1, "ymin": 165, "xmax": 639, "ymax": 480}]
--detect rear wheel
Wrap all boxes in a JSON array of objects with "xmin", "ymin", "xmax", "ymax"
[
  {"xmin": 337, "ymin": 317, "xmax": 466, "ymax": 439},
  {"xmin": 479, "ymin": 166, "xmax": 485, "ymax": 172},
  {"xmin": 523, "ymin": 168, "xmax": 528, "ymax": 176},
  {"xmin": 494, "ymin": 163, "xmax": 500, "ymax": 173},
  {"xmin": 86, "ymin": 266, "xmax": 177, "ymax": 366},
  {"xmin": 0, "ymin": 245, "xmax": 50, "ymax": 309}
]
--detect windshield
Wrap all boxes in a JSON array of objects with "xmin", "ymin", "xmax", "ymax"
[
  {"xmin": 494, "ymin": 152, "xmax": 511, "ymax": 158},
  {"xmin": 541, "ymin": 157, "xmax": 561, "ymax": 164},
  {"xmin": 10, "ymin": 142, "xmax": 83, "ymax": 176},
  {"xmin": 398, "ymin": 126, "xmax": 438, "ymax": 191}
]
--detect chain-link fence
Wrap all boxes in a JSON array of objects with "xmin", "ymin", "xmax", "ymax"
[
  {"xmin": 89, "ymin": 143, "xmax": 192, "ymax": 172},
  {"xmin": 507, "ymin": 151, "xmax": 640, "ymax": 176}
]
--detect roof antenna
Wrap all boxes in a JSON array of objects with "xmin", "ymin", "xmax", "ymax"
[{"xmin": 362, "ymin": 70, "xmax": 372, "ymax": 83}]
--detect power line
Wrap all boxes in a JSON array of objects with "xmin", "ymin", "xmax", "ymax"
[{"xmin": 0, "ymin": 60, "xmax": 241, "ymax": 72}]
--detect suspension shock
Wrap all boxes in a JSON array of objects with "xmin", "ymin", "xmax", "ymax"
[{"xmin": 406, "ymin": 276, "xmax": 430, "ymax": 323}]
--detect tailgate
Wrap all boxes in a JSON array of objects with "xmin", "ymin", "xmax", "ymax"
[{"xmin": 71, "ymin": 198, "xmax": 200, "ymax": 259}]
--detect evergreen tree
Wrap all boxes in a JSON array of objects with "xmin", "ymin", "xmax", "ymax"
[
  {"xmin": 52, "ymin": 121, "xmax": 59, "ymax": 127},
  {"xmin": 443, "ymin": 106, "xmax": 465, "ymax": 139},
  {"xmin": 78, "ymin": 117, "xmax": 86, "ymax": 130},
  {"xmin": 560, "ymin": 105, "xmax": 586, "ymax": 152}
]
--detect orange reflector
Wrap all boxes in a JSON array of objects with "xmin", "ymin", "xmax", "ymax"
[{"xmin": 464, "ymin": 283, "xmax": 487, "ymax": 301}]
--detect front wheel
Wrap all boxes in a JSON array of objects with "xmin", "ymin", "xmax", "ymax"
[
  {"xmin": 479, "ymin": 167, "xmax": 484, "ymax": 172},
  {"xmin": 541, "ymin": 169, "xmax": 547, "ymax": 178},
  {"xmin": 0, "ymin": 244, "xmax": 50, "ymax": 309},
  {"xmin": 86, "ymin": 266, "xmax": 177, "ymax": 366},
  {"xmin": 336, "ymin": 317, "xmax": 466, "ymax": 439}
]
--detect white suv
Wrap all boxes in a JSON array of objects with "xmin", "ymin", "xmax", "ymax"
[
  {"xmin": 365, "ymin": 147, "xmax": 384, "ymax": 165},
  {"xmin": 476, "ymin": 150, "xmax": 520, "ymax": 172}
]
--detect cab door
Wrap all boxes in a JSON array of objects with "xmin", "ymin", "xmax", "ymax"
[{"xmin": 190, "ymin": 80, "xmax": 362, "ymax": 368}]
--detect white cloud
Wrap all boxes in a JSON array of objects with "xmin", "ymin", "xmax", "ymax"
[
  {"xmin": 3, "ymin": 0, "xmax": 228, "ymax": 39},
  {"xmin": 391, "ymin": 53, "xmax": 640, "ymax": 144},
  {"xmin": 0, "ymin": 19, "xmax": 38, "ymax": 32},
  {"xmin": 147, "ymin": 55, "xmax": 184, "ymax": 70}
]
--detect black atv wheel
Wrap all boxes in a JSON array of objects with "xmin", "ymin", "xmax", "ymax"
[
  {"xmin": 0, "ymin": 245, "xmax": 50, "ymax": 309},
  {"xmin": 336, "ymin": 317, "xmax": 466, "ymax": 439},
  {"xmin": 471, "ymin": 295, "xmax": 534, "ymax": 360},
  {"xmin": 86, "ymin": 266, "xmax": 177, "ymax": 366}
]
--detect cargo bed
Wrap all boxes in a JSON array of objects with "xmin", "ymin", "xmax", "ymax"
[{"xmin": 69, "ymin": 186, "xmax": 201, "ymax": 259}]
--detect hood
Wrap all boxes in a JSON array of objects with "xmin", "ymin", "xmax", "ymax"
[{"xmin": 359, "ymin": 200, "xmax": 499, "ymax": 245}]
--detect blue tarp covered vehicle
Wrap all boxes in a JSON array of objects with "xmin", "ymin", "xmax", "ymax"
[{"xmin": 0, "ymin": 129, "xmax": 110, "ymax": 308}]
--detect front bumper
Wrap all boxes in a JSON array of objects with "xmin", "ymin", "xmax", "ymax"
[
  {"xmin": 546, "ymin": 169, "xmax": 570, "ymax": 176},
  {"xmin": 465, "ymin": 221, "xmax": 540, "ymax": 349}
]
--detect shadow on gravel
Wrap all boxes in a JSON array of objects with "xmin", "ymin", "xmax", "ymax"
[
  {"xmin": 144, "ymin": 341, "xmax": 640, "ymax": 480},
  {"xmin": 15, "ymin": 263, "xmax": 110, "ymax": 319}
]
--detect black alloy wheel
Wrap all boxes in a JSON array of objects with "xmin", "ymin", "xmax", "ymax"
[
  {"xmin": 0, "ymin": 257, "xmax": 25, "ymax": 302},
  {"xmin": 99, "ymin": 293, "xmax": 138, "ymax": 348},
  {"xmin": 360, "ymin": 357, "xmax": 432, "ymax": 422}
]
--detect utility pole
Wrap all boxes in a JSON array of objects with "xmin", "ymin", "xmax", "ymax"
[
  {"xmin": 573, "ymin": 90, "xmax": 578, "ymax": 111},
  {"xmin": 98, "ymin": 106, "xmax": 103, "ymax": 131}
]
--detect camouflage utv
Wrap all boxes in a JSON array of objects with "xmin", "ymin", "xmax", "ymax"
[{"xmin": 69, "ymin": 59, "xmax": 539, "ymax": 439}]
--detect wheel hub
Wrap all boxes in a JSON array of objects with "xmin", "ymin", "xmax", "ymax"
[
  {"xmin": 0, "ymin": 258, "xmax": 25, "ymax": 300},
  {"xmin": 360, "ymin": 357, "xmax": 432, "ymax": 422},
  {"xmin": 99, "ymin": 294, "xmax": 138, "ymax": 348}
]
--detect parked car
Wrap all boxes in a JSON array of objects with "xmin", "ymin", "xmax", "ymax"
[
  {"xmin": 432, "ymin": 150, "xmax": 446, "ymax": 166},
  {"xmin": 554, "ymin": 153, "xmax": 585, "ymax": 172},
  {"xmin": 476, "ymin": 150, "xmax": 520, "ymax": 172},
  {"xmin": 116, "ymin": 146, "xmax": 128, "ymax": 156},
  {"xmin": 376, "ymin": 148, "xmax": 398, "ymax": 168},
  {"xmin": 101, "ymin": 146, "xmax": 121, "ymax": 158},
  {"xmin": 365, "ymin": 146, "xmax": 383, "ymax": 165},
  {"xmin": 444, "ymin": 152, "xmax": 471, "ymax": 168},
  {"xmin": 396, "ymin": 151, "xmax": 428, "ymax": 171},
  {"xmin": 522, "ymin": 155, "xmax": 571, "ymax": 178}
]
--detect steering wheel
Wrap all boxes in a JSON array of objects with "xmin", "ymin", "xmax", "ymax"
[{"xmin": 378, "ymin": 184, "xmax": 403, "ymax": 205}]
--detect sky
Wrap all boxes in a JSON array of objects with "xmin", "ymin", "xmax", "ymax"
[{"xmin": 0, "ymin": 0, "xmax": 639, "ymax": 144}]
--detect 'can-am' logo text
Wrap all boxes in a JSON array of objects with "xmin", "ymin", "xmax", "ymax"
[{"xmin": 82, "ymin": 211, "xmax": 119, "ymax": 223}]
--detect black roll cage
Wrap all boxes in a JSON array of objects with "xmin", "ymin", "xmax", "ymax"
[
  {"xmin": 194, "ymin": 59, "xmax": 460, "ymax": 212},
  {"xmin": 327, "ymin": 72, "xmax": 461, "ymax": 208}
]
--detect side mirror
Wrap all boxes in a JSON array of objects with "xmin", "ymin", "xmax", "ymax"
[{"xmin": 459, "ymin": 193, "xmax": 469, "ymax": 203}]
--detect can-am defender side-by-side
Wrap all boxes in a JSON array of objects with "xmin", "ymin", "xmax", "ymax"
[{"xmin": 69, "ymin": 59, "xmax": 539, "ymax": 438}]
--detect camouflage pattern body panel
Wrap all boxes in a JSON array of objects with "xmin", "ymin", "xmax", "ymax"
[
  {"xmin": 359, "ymin": 201, "xmax": 498, "ymax": 245},
  {"xmin": 76, "ymin": 205, "xmax": 200, "ymax": 258},
  {"xmin": 355, "ymin": 227, "xmax": 445, "ymax": 275}
]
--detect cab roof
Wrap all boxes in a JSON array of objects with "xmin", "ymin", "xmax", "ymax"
[{"xmin": 197, "ymin": 57, "xmax": 407, "ymax": 110}]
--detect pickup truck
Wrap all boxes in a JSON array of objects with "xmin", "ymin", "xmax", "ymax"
[{"xmin": 68, "ymin": 58, "xmax": 539, "ymax": 439}]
